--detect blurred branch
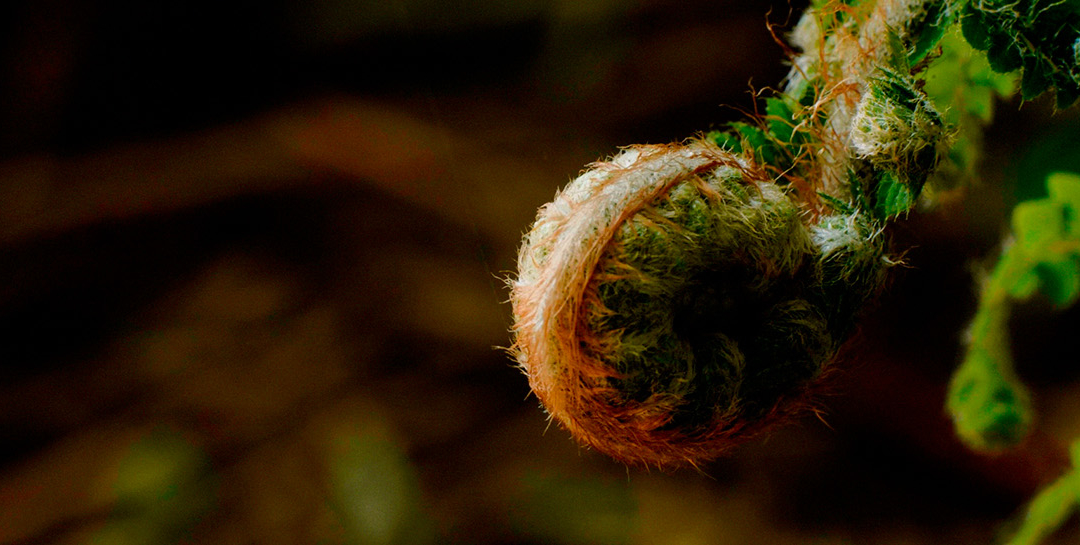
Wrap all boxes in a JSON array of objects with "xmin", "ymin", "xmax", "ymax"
[{"xmin": 0, "ymin": 97, "xmax": 561, "ymax": 250}]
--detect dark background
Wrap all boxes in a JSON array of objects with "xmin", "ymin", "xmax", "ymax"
[{"xmin": 1, "ymin": 1, "xmax": 1079, "ymax": 543}]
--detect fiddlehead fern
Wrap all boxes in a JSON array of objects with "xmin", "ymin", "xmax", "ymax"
[
  {"xmin": 510, "ymin": 0, "xmax": 1078, "ymax": 477},
  {"xmin": 511, "ymin": 142, "xmax": 887, "ymax": 466},
  {"xmin": 509, "ymin": 0, "xmax": 957, "ymax": 468}
]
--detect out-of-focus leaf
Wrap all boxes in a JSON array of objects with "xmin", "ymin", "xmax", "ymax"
[
  {"xmin": 326, "ymin": 430, "xmax": 436, "ymax": 545},
  {"xmin": 510, "ymin": 471, "xmax": 637, "ymax": 545}
]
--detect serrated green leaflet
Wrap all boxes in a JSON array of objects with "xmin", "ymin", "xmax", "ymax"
[
  {"xmin": 960, "ymin": 0, "xmax": 1080, "ymax": 107},
  {"xmin": 873, "ymin": 170, "xmax": 916, "ymax": 219}
]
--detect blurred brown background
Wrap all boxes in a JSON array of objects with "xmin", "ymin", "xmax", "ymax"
[{"xmin": 1, "ymin": 0, "xmax": 1080, "ymax": 543}]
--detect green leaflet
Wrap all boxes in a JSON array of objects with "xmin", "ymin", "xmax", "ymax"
[
  {"xmin": 871, "ymin": 170, "xmax": 917, "ymax": 219},
  {"xmin": 906, "ymin": 0, "xmax": 953, "ymax": 65},
  {"xmin": 766, "ymin": 96, "xmax": 798, "ymax": 145},
  {"xmin": 708, "ymin": 95, "xmax": 808, "ymax": 175}
]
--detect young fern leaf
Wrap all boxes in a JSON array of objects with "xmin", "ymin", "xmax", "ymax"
[
  {"xmin": 510, "ymin": 142, "xmax": 888, "ymax": 467},
  {"xmin": 948, "ymin": 172, "xmax": 1080, "ymax": 452},
  {"xmin": 508, "ymin": 0, "xmax": 1080, "ymax": 537},
  {"xmin": 510, "ymin": 0, "xmax": 953, "ymax": 467}
]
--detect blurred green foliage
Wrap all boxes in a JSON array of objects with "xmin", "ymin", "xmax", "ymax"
[
  {"xmin": 923, "ymin": 26, "xmax": 1017, "ymax": 193},
  {"xmin": 949, "ymin": 172, "xmax": 1080, "ymax": 453},
  {"xmin": 90, "ymin": 428, "xmax": 216, "ymax": 544},
  {"xmin": 326, "ymin": 429, "xmax": 437, "ymax": 545},
  {"xmin": 949, "ymin": 172, "xmax": 1080, "ymax": 543},
  {"xmin": 510, "ymin": 471, "xmax": 636, "ymax": 545},
  {"xmin": 1004, "ymin": 440, "xmax": 1080, "ymax": 545}
]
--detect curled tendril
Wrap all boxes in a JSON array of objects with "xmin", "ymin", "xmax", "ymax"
[{"xmin": 510, "ymin": 140, "xmax": 889, "ymax": 467}]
